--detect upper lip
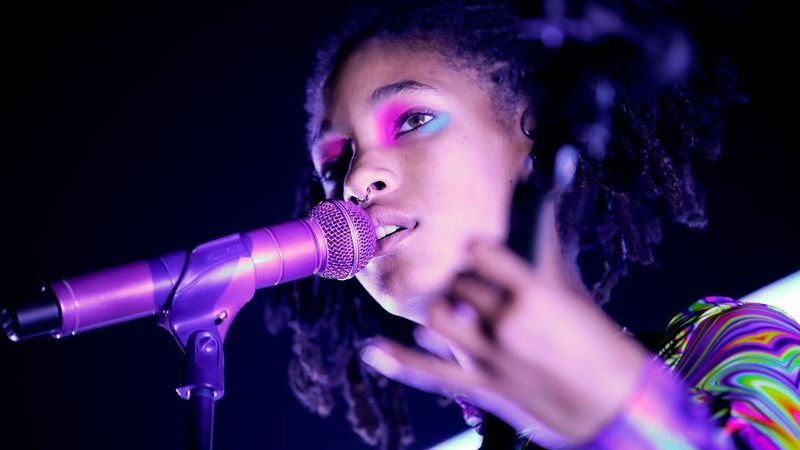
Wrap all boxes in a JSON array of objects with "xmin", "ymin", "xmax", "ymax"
[{"xmin": 364, "ymin": 205, "xmax": 417, "ymax": 231}]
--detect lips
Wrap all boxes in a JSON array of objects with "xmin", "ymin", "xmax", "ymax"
[
  {"xmin": 366, "ymin": 206, "xmax": 417, "ymax": 230},
  {"xmin": 365, "ymin": 206, "xmax": 417, "ymax": 256}
]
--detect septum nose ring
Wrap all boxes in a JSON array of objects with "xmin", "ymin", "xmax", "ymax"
[
  {"xmin": 353, "ymin": 181, "xmax": 386, "ymax": 206},
  {"xmin": 354, "ymin": 186, "xmax": 371, "ymax": 206}
]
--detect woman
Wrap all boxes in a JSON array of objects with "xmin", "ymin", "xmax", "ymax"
[{"xmin": 269, "ymin": 0, "xmax": 800, "ymax": 448}]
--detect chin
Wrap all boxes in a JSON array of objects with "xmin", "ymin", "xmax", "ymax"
[{"xmin": 357, "ymin": 250, "xmax": 461, "ymax": 325}]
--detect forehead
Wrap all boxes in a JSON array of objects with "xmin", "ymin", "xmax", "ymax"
[{"xmin": 322, "ymin": 39, "xmax": 483, "ymax": 125}]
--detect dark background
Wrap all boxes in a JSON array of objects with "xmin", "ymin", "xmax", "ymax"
[{"xmin": 1, "ymin": 1, "xmax": 797, "ymax": 449}]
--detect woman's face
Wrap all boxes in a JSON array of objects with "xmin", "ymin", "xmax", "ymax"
[{"xmin": 312, "ymin": 39, "xmax": 531, "ymax": 324}]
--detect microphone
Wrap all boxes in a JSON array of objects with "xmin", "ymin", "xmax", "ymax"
[{"xmin": 1, "ymin": 199, "xmax": 376, "ymax": 342}]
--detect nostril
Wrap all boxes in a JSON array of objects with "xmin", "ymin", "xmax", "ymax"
[{"xmin": 373, "ymin": 181, "xmax": 386, "ymax": 191}]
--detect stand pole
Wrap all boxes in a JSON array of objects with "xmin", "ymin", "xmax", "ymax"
[
  {"xmin": 179, "ymin": 330, "xmax": 225, "ymax": 450},
  {"xmin": 188, "ymin": 387, "xmax": 216, "ymax": 450}
]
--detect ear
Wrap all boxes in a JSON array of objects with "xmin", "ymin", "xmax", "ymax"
[{"xmin": 518, "ymin": 104, "xmax": 536, "ymax": 181}]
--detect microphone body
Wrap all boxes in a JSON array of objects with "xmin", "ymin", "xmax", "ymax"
[{"xmin": 2, "ymin": 200, "xmax": 376, "ymax": 342}]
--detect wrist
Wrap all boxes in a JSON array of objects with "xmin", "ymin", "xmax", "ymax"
[
  {"xmin": 564, "ymin": 335, "xmax": 650, "ymax": 442},
  {"xmin": 579, "ymin": 357, "xmax": 724, "ymax": 449}
]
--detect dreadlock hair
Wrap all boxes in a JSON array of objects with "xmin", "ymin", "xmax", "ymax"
[{"xmin": 265, "ymin": 0, "xmax": 740, "ymax": 448}]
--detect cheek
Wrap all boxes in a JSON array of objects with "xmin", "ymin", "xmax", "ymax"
[
  {"xmin": 430, "ymin": 137, "xmax": 519, "ymax": 230},
  {"xmin": 437, "ymin": 134, "xmax": 517, "ymax": 194}
]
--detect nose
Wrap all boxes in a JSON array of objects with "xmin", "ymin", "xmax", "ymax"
[{"xmin": 343, "ymin": 151, "xmax": 397, "ymax": 206}]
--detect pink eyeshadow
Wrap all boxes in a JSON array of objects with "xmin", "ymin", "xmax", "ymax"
[
  {"xmin": 316, "ymin": 136, "xmax": 348, "ymax": 164},
  {"xmin": 374, "ymin": 101, "xmax": 412, "ymax": 146}
]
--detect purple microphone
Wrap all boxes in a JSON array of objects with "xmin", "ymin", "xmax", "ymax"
[{"xmin": 2, "ymin": 199, "xmax": 376, "ymax": 342}]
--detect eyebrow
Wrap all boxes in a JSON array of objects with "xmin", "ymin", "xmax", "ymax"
[
  {"xmin": 315, "ymin": 80, "xmax": 437, "ymax": 142},
  {"xmin": 369, "ymin": 80, "xmax": 436, "ymax": 106}
]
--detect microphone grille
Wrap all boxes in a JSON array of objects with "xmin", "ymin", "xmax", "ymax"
[{"xmin": 308, "ymin": 200, "xmax": 376, "ymax": 280}]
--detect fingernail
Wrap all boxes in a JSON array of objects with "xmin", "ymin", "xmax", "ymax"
[
  {"xmin": 451, "ymin": 302, "xmax": 479, "ymax": 326},
  {"xmin": 413, "ymin": 326, "xmax": 450, "ymax": 356},
  {"xmin": 554, "ymin": 144, "xmax": 578, "ymax": 189},
  {"xmin": 360, "ymin": 345, "xmax": 400, "ymax": 376}
]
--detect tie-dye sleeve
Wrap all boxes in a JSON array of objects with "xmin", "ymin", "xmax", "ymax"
[
  {"xmin": 662, "ymin": 297, "xmax": 800, "ymax": 447},
  {"xmin": 584, "ymin": 297, "xmax": 800, "ymax": 449}
]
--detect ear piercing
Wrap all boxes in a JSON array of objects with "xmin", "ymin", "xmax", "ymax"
[
  {"xmin": 520, "ymin": 105, "xmax": 537, "ymax": 171},
  {"xmin": 520, "ymin": 104, "xmax": 536, "ymax": 139}
]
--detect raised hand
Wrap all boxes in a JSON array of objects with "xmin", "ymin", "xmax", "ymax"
[{"xmin": 360, "ymin": 199, "xmax": 648, "ymax": 446}]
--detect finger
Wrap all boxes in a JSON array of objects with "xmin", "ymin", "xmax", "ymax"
[
  {"xmin": 413, "ymin": 326, "xmax": 456, "ymax": 361},
  {"xmin": 360, "ymin": 338, "xmax": 483, "ymax": 396},
  {"xmin": 427, "ymin": 299, "xmax": 497, "ymax": 364},
  {"xmin": 467, "ymin": 239, "xmax": 536, "ymax": 293},
  {"xmin": 450, "ymin": 272, "xmax": 508, "ymax": 323}
]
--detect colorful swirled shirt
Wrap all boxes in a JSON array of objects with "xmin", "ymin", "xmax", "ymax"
[{"xmin": 503, "ymin": 297, "xmax": 800, "ymax": 448}]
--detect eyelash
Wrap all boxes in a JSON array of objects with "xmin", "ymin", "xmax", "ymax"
[{"xmin": 395, "ymin": 109, "xmax": 436, "ymax": 136}]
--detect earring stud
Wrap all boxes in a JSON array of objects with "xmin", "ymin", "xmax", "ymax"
[{"xmin": 520, "ymin": 105, "xmax": 536, "ymax": 139}]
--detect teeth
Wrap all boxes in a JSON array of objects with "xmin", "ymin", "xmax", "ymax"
[{"xmin": 376, "ymin": 225, "xmax": 402, "ymax": 240}]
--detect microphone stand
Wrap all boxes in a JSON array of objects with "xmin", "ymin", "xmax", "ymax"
[
  {"xmin": 2, "ymin": 201, "xmax": 358, "ymax": 450},
  {"xmin": 182, "ymin": 332, "xmax": 223, "ymax": 450},
  {"xmin": 158, "ymin": 232, "xmax": 262, "ymax": 450},
  {"xmin": 3, "ymin": 200, "xmax": 356, "ymax": 450}
]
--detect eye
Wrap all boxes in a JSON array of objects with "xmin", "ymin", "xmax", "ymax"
[
  {"xmin": 397, "ymin": 112, "xmax": 435, "ymax": 134},
  {"xmin": 317, "ymin": 140, "xmax": 354, "ymax": 184}
]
